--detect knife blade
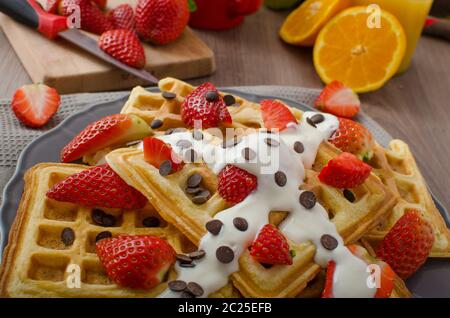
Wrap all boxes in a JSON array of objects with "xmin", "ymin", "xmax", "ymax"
[{"xmin": 0, "ymin": 0, "xmax": 159, "ymax": 85}]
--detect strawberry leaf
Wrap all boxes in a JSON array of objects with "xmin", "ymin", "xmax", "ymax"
[{"xmin": 188, "ymin": 0, "xmax": 197, "ymax": 12}]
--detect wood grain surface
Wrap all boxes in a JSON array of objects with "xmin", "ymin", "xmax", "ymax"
[{"xmin": 0, "ymin": 7, "xmax": 449, "ymax": 210}]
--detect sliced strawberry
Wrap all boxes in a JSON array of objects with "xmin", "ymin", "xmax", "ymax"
[
  {"xmin": 217, "ymin": 164, "xmax": 257, "ymax": 204},
  {"xmin": 107, "ymin": 4, "xmax": 135, "ymax": 31},
  {"xmin": 45, "ymin": 0, "xmax": 60, "ymax": 13},
  {"xmin": 96, "ymin": 235, "xmax": 176, "ymax": 289},
  {"xmin": 11, "ymin": 84, "xmax": 60, "ymax": 128},
  {"xmin": 181, "ymin": 83, "xmax": 232, "ymax": 129},
  {"xmin": 260, "ymin": 100, "xmax": 297, "ymax": 132},
  {"xmin": 47, "ymin": 164, "xmax": 148, "ymax": 209},
  {"xmin": 319, "ymin": 152, "xmax": 372, "ymax": 189},
  {"xmin": 61, "ymin": 114, "xmax": 151, "ymax": 163},
  {"xmin": 143, "ymin": 137, "xmax": 184, "ymax": 172},
  {"xmin": 250, "ymin": 224, "xmax": 293, "ymax": 265},
  {"xmin": 322, "ymin": 261, "xmax": 336, "ymax": 298},
  {"xmin": 315, "ymin": 81, "xmax": 361, "ymax": 118},
  {"xmin": 376, "ymin": 209, "xmax": 434, "ymax": 279},
  {"xmin": 92, "ymin": 0, "xmax": 107, "ymax": 9}
]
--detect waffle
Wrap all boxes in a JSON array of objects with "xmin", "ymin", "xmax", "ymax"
[
  {"xmin": 0, "ymin": 163, "xmax": 195, "ymax": 298},
  {"xmin": 363, "ymin": 140, "xmax": 450, "ymax": 257}
]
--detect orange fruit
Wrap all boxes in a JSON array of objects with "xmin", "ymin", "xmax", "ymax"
[
  {"xmin": 313, "ymin": 6, "xmax": 407, "ymax": 93},
  {"xmin": 280, "ymin": 0, "xmax": 351, "ymax": 46}
]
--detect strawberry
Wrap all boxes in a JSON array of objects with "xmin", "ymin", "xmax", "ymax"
[
  {"xmin": 135, "ymin": 0, "xmax": 190, "ymax": 45},
  {"xmin": 61, "ymin": 114, "xmax": 151, "ymax": 163},
  {"xmin": 47, "ymin": 164, "xmax": 148, "ymax": 209},
  {"xmin": 92, "ymin": 0, "xmax": 107, "ymax": 9},
  {"xmin": 99, "ymin": 29, "xmax": 146, "ymax": 69},
  {"xmin": 315, "ymin": 81, "xmax": 361, "ymax": 118},
  {"xmin": 217, "ymin": 165, "xmax": 257, "ymax": 204},
  {"xmin": 58, "ymin": 0, "xmax": 113, "ymax": 35},
  {"xmin": 329, "ymin": 118, "xmax": 374, "ymax": 161},
  {"xmin": 250, "ymin": 224, "xmax": 293, "ymax": 265},
  {"xmin": 376, "ymin": 209, "xmax": 434, "ymax": 279},
  {"xmin": 96, "ymin": 235, "xmax": 176, "ymax": 289},
  {"xmin": 322, "ymin": 261, "xmax": 336, "ymax": 298},
  {"xmin": 318, "ymin": 152, "xmax": 372, "ymax": 189},
  {"xmin": 46, "ymin": 0, "xmax": 60, "ymax": 13},
  {"xmin": 181, "ymin": 82, "xmax": 232, "ymax": 129},
  {"xmin": 260, "ymin": 100, "xmax": 297, "ymax": 132},
  {"xmin": 107, "ymin": 4, "xmax": 135, "ymax": 30},
  {"xmin": 143, "ymin": 137, "xmax": 184, "ymax": 172},
  {"xmin": 11, "ymin": 84, "xmax": 60, "ymax": 128}
]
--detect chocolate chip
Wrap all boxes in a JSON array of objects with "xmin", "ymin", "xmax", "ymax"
[
  {"xmin": 180, "ymin": 263, "xmax": 196, "ymax": 268},
  {"xmin": 159, "ymin": 160, "xmax": 172, "ymax": 176},
  {"xmin": 61, "ymin": 228, "xmax": 75, "ymax": 246},
  {"xmin": 242, "ymin": 147, "xmax": 256, "ymax": 161},
  {"xmin": 222, "ymin": 136, "xmax": 241, "ymax": 148},
  {"xmin": 92, "ymin": 209, "xmax": 105, "ymax": 225},
  {"xmin": 321, "ymin": 234, "xmax": 338, "ymax": 251},
  {"xmin": 95, "ymin": 231, "xmax": 112, "ymax": 242},
  {"xmin": 184, "ymin": 149, "xmax": 198, "ymax": 163},
  {"xmin": 192, "ymin": 189, "xmax": 210, "ymax": 205},
  {"xmin": 275, "ymin": 171, "xmax": 287, "ymax": 187},
  {"xmin": 185, "ymin": 187, "xmax": 202, "ymax": 195},
  {"xmin": 192, "ymin": 130, "xmax": 203, "ymax": 140},
  {"xmin": 223, "ymin": 95, "xmax": 236, "ymax": 106},
  {"xmin": 233, "ymin": 217, "xmax": 248, "ymax": 231},
  {"xmin": 176, "ymin": 254, "xmax": 192, "ymax": 264},
  {"xmin": 162, "ymin": 91, "xmax": 176, "ymax": 100},
  {"xmin": 165, "ymin": 128, "xmax": 174, "ymax": 135},
  {"xmin": 205, "ymin": 220, "xmax": 223, "ymax": 236},
  {"xmin": 343, "ymin": 189, "xmax": 356, "ymax": 203},
  {"xmin": 102, "ymin": 214, "xmax": 115, "ymax": 227},
  {"xmin": 187, "ymin": 173, "xmax": 202, "ymax": 188},
  {"xmin": 216, "ymin": 246, "xmax": 234, "ymax": 264},
  {"xmin": 310, "ymin": 114, "xmax": 325, "ymax": 125},
  {"xmin": 142, "ymin": 216, "xmax": 160, "ymax": 227},
  {"xmin": 299, "ymin": 191, "xmax": 316, "ymax": 209},
  {"xmin": 188, "ymin": 250, "xmax": 206, "ymax": 260},
  {"xmin": 264, "ymin": 138, "xmax": 279, "ymax": 147},
  {"xmin": 186, "ymin": 282, "xmax": 204, "ymax": 297},
  {"xmin": 294, "ymin": 141, "xmax": 304, "ymax": 154},
  {"xmin": 306, "ymin": 117, "xmax": 317, "ymax": 128},
  {"xmin": 168, "ymin": 280, "xmax": 187, "ymax": 292},
  {"xmin": 150, "ymin": 119, "xmax": 163, "ymax": 129},
  {"xmin": 205, "ymin": 90, "xmax": 219, "ymax": 102},
  {"xmin": 180, "ymin": 291, "xmax": 195, "ymax": 298},
  {"xmin": 176, "ymin": 139, "xmax": 192, "ymax": 149}
]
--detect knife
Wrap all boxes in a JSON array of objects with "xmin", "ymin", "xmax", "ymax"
[{"xmin": 0, "ymin": 0, "xmax": 159, "ymax": 84}]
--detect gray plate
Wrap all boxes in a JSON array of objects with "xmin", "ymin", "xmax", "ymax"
[{"xmin": 0, "ymin": 88, "xmax": 449, "ymax": 298}]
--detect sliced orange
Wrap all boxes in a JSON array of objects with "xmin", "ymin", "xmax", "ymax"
[
  {"xmin": 280, "ymin": 0, "xmax": 351, "ymax": 46},
  {"xmin": 313, "ymin": 6, "xmax": 406, "ymax": 93}
]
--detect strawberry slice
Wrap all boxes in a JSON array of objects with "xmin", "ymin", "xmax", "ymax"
[
  {"xmin": 250, "ymin": 224, "xmax": 293, "ymax": 265},
  {"xmin": 260, "ymin": 100, "xmax": 297, "ymax": 131},
  {"xmin": 45, "ymin": 0, "xmax": 60, "ymax": 13},
  {"xmin": 11, "ymin": 84, "xmax": 60, "ymax": 128},
  {"xmin": 322, "ymin": 260, "xmax": 336, "ymax": 298},
  {"xmin": 319, "ymin": 152, "xmax": 372, "ymax": 189},
  {"xmin": 107, "ymin": 4, "xmax": 135, "ymax": 30},
  {"xmin": 315, "ymin": 81, "xmax": 361, "ymax": 118},
  {"xmin": 61, "ymin": 114, "xmax": 151, "ymax": 163},
  {"xmin": 143, "ymin": 137, "xmax": 184, "ymax": 172},
  {"xmin": 217, "ymin": 164, "xmax": 257, "ymax": 204},
  {"xmin": 47, "ymin": 164, "xmax": 148, "ymax": 209}
]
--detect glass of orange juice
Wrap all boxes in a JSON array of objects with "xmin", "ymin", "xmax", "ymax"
[{"xmin": 352, "ymin": 0, "xmax": 433, "ymax": 73}]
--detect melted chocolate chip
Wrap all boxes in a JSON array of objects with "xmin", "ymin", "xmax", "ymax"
[
  {"xmin": 92, "ymin": 209, "xmax": 105, "ymax": 225},
  {"xmin": 168, "ymin": 280, "xmax": 187, "ymax": 292},
  {"xmin": 274, "ymin": 171, "xmax": 287, "ymax": 187},
  {"xmin": 205, "ymin": 91, "xmax": 219, "ymax": 102},
  {"xmin": 101, "ymin": 214, "xmax": 115, "ymax": 227},
  {"xmin": 306, "ymin": 117, "xmax": 317, "ymax": 128},
  {"xmin": 192, "ymin": 189, "xmax": 210, "ymax": 205},
  {"xmin": 343, "ymin": 189, "xmax": 356, "ymax": 203},
  {"xmin": 180, "ymin": 291, "xmax": 194, "ymax": 298},
  {"xmin": 299, "ymin": 191, "xmax": 316, "ymax": 209},
  {"xmin": 185, "ymin": 187, "xmax": 202, "ymax": 195},
  {"xmin": 159, "ymin": 160, "xmax": 173, "ymax": 176},
  {"xmin": 95, "ymin": 231, "xmax": 112, "ymax": 242},
  {"xmin": 216, "ymin": 246, "xmax": 234, "ymax": 264},
  {"xmin": 176, "ymin": 254, "xmax": 192, "ymax": 264},
  {"xmin": 205, "ymin": 220, "xmax": 223, "ymax": 236},
  {"xmin": 142, "ymin": 216, "xmax": 160, "ymax": 228},
  {"xmin": 187, "ymin": 173, "xmax": 202, "ymax": 188},
  {"xmin": 223, "ymin": 95, "xmax": 236, "ymax": 106},
  {"xmin": 233, "ymin": 217, "xmax": 248, "ymax": 231},
  {"xmin": 188, "ymin": 250, "xmax": 206, "ymax": 260},
  {"xmin": 150, "ymin": 119, "xmax": 163, "ymax": 129},
  {"xmin": 321, "ymin": 234, "xmax": 338, "ymax": 251},
  {"xmin": 162, "ymin": 91, "xmax": 176, "ymax": 100},
  {"xmin": 310, "ymin": 114, "xmax": 325, "ymax": 125},
  {"xmin": 294, "ymin": 141, "xmax": 304, "ymax": 154},
  {"xmin": 186, "ymin": 282, "xmax": 204, "ymax": 297},
  {"xmin": 61, "ymin": 228, "xmax": 75, "ymax": 246},
  {"xmin": 180, "ymin": 263, "xmax": 196, "ymax": 268}
]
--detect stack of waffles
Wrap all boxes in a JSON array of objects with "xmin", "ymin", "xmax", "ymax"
[{"xmin": 1, "ymin": 78, "xmax": 448, "ymax": 298}]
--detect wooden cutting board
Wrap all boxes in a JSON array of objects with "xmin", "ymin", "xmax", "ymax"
[{"xmin": 0, "ymin": 0, "xmax": 215, "ymax": 94}]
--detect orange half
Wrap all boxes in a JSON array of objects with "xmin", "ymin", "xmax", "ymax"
[{"xmin": 313, "ymin": 6, "xmax": 407, "ymax": 93}]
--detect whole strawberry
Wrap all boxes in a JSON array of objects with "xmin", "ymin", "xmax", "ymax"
[
  {"xmin": 376, "ymin": 209, "xmax": 434, "ymax": 279},
  {"xmin": 99, "ymin": 29, "xmax": 146, "ymax": 69},
  {"xmin": 107, "ymin": 4, "xmax": 135, "ymax": 30},
  {"xmin": 329, "ymin": 118, "xmax": 374, "ymax": 161},
  {"xmin": 96, "ymin": 235, "xmax": 176, "ymax": 289},
  {"xmin": 218, "ymin": 165, "xmax": 257, "ymax": 204},
  {"xmin": 250, "ymin": 224, "xmax": 293, "ymax": 265},
  {"xmin": 181, "ymin": 82, "xmax": 232, "ymax": 128},
  {"xmin": 47, "ymin": 164, "xmax": 148, "ymax": 209},
  {"xmin": 135, "ymin": 0, "xmax": 190, "ymax": 45}
]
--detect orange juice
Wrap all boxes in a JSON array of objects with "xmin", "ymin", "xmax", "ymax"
[{"xmin": 352, "ymin": 0, "xmax": 433, "ymax": 73}]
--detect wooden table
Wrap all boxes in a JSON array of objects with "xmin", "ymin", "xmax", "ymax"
[{"xmin": 0, "ymin": 7, "xmax": 449, "ymax": 210}]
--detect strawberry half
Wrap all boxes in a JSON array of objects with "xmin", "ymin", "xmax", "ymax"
[
  {"xmin": 61, "ymin": 114, "xmax": 151, "ymax": 163},
  {"xmin": 260, "ymin": 100, "xmax": 297, "ymax": 132},
  {"xmin": 143, "ymin": 137, "xmax": 184, "ymax": 172},
  {"xmin": 96, "ymin": 235, "xmax": 176, "ymax": 289},
  {"xmin": 315, "ymin": 81, "xmax": 361, "ymax": 118},
  {"xmin": 47, "ymin": 164, "xmax": 148, "ymax": 209},
  {"xmin": 11, "ymin": 84, "xmax": 60, "ymax": 128},
  {"xmin": 250, "ymin": 224, "xmax": 293, "ymax": 265},
  {"xmin": 319, "ymin": 152, "xmax": 372, "ymax": 189},
  {"xmin": 329, "ymin": 118, "xmax": 374, "ymax": 161},
  {"xmin": 376, "ymin": 209, "xmax": 434, "ymax": 279},
  {"xmin": 322, "ymin": 260, "xmax": 336, "ymax": 298},
  {"xmin": 181, "ymin": 83, "xmax": 232, "ymax": 129},
  {"xmin": 217, "ymin": 165, "xmax": 257, "ymax": 204},
  {"xmin": 107, "ymin": 4, "xmax": 135, "ymax": 31},
  {"xmin": 99, "ymin": 29, "xmax": 146, "ymax": 69}
]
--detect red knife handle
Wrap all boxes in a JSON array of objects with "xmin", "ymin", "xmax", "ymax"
[{"xmin": 0, "ymin": 0, "xmax": 68, "ymax": 39}]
